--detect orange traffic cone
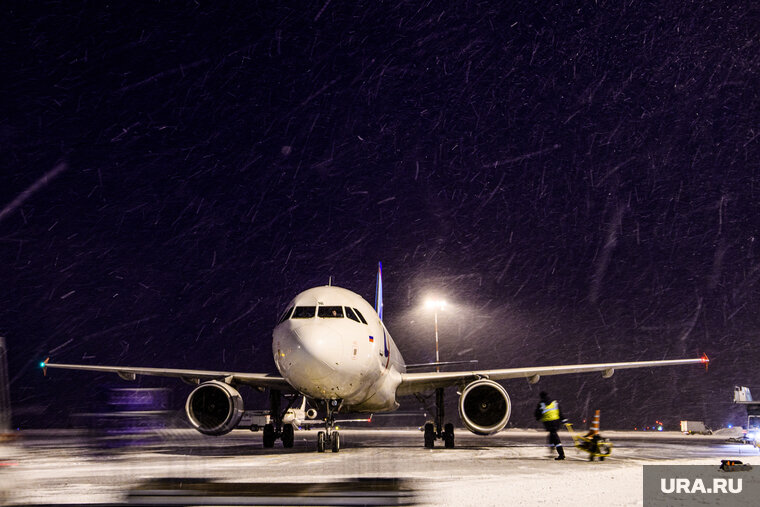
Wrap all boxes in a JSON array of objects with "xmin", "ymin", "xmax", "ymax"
[{"xmin": 588, "ymin": 410, "xmax": 601, "ymax": 436}]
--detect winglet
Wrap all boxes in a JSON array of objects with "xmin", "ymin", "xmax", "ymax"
[
  {"xmin": 40, "ymin": 357, "xmax": 49, "ymax": 376},
  {"xmin": 375, "ymin": 262, "xmax": 383, "ymax": 321},
  {"xmin": 701, "ymin": 353, "xmax": 710, "ymax": 372}
]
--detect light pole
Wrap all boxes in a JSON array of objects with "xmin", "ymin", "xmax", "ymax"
[
  {"xmin": 424, "ymin": 298, "xmax": 449, "ymax": 443},
  {"xmin": 425, "ymin": 299, "xmax": 447, "ymax": 372}
]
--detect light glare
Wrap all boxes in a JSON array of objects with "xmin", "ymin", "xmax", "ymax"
[{"xmin": 425, "ymin": 299, "xmax": 447, "ymax": 310}]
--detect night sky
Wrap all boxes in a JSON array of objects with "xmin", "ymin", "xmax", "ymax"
[{"xmin": 3, "ymin": 1, "xmax": 759, "ymax": 430}]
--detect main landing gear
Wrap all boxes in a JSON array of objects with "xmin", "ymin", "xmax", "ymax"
[
  {"xmin": 423, "ymin": 388, "xmax": 455, "ymax": 449},
  {"xmin": 317, "ymin": 399, "xmax": 342, "ymax": 453},
  {"xmin": 261, "ymin": 390, "xmax": 296, "ymax": 449}
]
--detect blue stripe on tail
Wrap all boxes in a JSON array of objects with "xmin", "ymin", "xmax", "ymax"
[{"xmin": 375, "ymin": 261, "xmax": 383, "ymax": 321}]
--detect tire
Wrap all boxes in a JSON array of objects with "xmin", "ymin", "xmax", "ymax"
[
  {"xmin": 444, "ymin": 423, "xmax": 455, "ymax": 449},
  {"xmin": 424, "ymin": 423, "xmax": 435, "ymax": 449},
  {"xmin": 332, "ymin": 431, "xmax": 340, "ymax": 453},
  {"xmin": 263, "ymin": 424, "xmax": 276, "ymax": 448},
  {"xmin": 317, "ymin": 431, "xmax": 326, "ymax": 453},
  {"xmin": 282, "ymin": 424, "xmax": 295, "ymax": 448}
]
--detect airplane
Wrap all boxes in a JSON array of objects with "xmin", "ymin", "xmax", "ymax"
[
  {"xmin": 42, "ymin": 263, "xmax": 709, "ymax": 452},
  {"xmin": 280, "ymin": 397, "xmax": 373, "ymax": 430},
  {"xmin": 241, "ymin": 397, "xmax": 344, "ymax": 431},
  {"xmin": 283, "ymin": 397, "xmax": 320, "ymax": 428}
]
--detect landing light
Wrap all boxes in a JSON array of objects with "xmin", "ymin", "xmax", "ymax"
[{"xmin": 39, "ymin": 362, "xmax": 46, "ymax": 368}]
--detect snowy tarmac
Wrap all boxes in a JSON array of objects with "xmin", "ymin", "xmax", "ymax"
[{"xmin": 1, "ymin": 428, "xmax": 757, "ymax": 506}]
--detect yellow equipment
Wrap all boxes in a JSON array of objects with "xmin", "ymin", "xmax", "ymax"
[{"xmin": 565, "ymin": 410, "xmax": 612, "ymax": 461}]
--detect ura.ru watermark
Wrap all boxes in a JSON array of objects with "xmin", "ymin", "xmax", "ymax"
[
  {"xmin": 660, "ymin": 477, "xmax": 742, "ymax": 494},
  {"xmin": 644, "ymin": 465, "xmax": 757, "ymax": 506}
]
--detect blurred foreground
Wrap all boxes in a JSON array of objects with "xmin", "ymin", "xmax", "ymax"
[{"xmin": 1, "ymin": 428, "xmax": 758, "ymax": 506}]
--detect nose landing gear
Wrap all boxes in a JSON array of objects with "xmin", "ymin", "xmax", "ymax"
[
  {"xmin": 317, "ymin": 430, "xmax": 341, "ymax": 452},
  {"xmin": 317, "ymin": 398, "xmax": 342, "ymax": 453}
]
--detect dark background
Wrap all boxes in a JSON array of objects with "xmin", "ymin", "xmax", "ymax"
[{"xmin": 2, "ymin": 1, "xmax": 758, "ymax": 430}]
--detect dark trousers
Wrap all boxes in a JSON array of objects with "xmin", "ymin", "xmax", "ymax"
[{"xmin": 543, "ymin": 421, "xmax": 564, "ymax": 456}]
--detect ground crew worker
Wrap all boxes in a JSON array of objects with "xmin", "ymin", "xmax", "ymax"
[{"xmin": 535, "ymin": 391, "xmax": 566, "ymax": 460}]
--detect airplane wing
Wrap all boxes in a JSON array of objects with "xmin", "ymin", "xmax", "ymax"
[
  {"xmin": 396, "ymin": 356, "xmax": 708, "ymax": 396},
  {"xmin": 42, "ymin": 361, "xmax": 295, "ymax": 392}
]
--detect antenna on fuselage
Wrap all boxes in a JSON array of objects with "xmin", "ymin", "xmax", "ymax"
[{"xmin": 328, "ymin": 276, "xmax": 332, "ymax": 286}]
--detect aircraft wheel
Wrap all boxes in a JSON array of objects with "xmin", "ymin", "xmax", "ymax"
[
  {"xmin": 263, "ymin": 424, "xmax": 276, "ymax": 448},
  {"xmin": 332, "ymin": 431, "xmax": 340, "ymax": 453},
  {"xmin": 317, "ymin": 431, "xmax": 326, "ymax": 453},
  {"xmin": 424, "ymin": 423, "xmax": 435, "ymax": 449},
  {"xmin": 444, "ymin": 423, "xmax": 455, "ymax": 449},
  {"xmin": 282, "ymin": 424, "xmax": 295, "ymax": 448}
]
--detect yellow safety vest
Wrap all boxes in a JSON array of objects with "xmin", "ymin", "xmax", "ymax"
[{"xmin": 540, "ymin": 401, "xmax": 560, "ymax": 422}]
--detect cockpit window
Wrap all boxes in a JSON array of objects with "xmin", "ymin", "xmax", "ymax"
[
  {"xmin": 353, "ymin": 308, "xmax": 368, "ymax": 324},
  {"xmin": 317, "ymin": 306, "xmax": 344, "ymax": 318},
  {"xmin": 292, "ymin": 306, "xmax": 316, "ymax": 319},
  {"xmin": 277, "ymin": 306, "xmax": 293, "ymax": 324},
  {"xmin": 344, "ymin": 306, "xmax": 360, "ymax": 323}
]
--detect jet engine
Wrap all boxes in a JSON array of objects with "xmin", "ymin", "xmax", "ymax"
[
  {"xmin": 458, "ymin": 379, "xmax": 511, "ymax": 435},
  {"xmin": 185, "ymin": 380, "xmax": 244, "ymax": 435},
  {"xmin": 306, "ymin": 408, "xmax": 318, "ymax": 419}
]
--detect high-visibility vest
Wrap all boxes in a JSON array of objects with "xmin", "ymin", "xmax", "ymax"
[{"xmin": 540, "ymin": 401, "xmax": 560, "ymax": 422}]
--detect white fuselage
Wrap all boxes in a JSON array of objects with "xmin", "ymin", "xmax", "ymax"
[{"xmin": 272, "ymin": 286, "xmax": 405, "ymax": 412}]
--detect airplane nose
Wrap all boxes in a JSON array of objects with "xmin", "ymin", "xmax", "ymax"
[
  {"xmin": 274, "ymin": 322, "xmax": 346, "ymax": 387},
  {"xmin": 273, "ymin": 321, "xmax": 363, "ymax": 401},
  {"xmin": 294, "ymin": 324, "xmax": 345, "ymax": 373}
]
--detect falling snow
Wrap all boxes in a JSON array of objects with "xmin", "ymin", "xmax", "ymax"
[{"xmin": 1, "ymin": 1, "xmax": 758, "ymax": 431}]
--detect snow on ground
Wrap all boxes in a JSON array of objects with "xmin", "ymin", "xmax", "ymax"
[{"xmin": 1, "ymin": 429, "xmax": 757, "ymax": 506}]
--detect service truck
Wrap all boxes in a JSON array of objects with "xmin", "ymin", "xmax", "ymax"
[{"xmin": 680, "ymin": 420, "xmax": 710, "ymax": 434}]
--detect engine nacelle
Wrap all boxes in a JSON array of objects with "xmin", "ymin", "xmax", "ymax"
[
  {"xmin": 185, "ymin": 380, "xmax": 244, "ymax": 435},
  {"xmin": 306, "ymin": 408, "xmax": 318, "ymax": 419},
  {"xmin": 458, "ymin": 379, "xmax": 511, "ymax": 436}
]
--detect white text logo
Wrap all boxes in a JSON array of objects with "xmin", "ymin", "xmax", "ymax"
[{"xmin": 660, "ymin": 478, "xmax": 742, "ymax": 494}]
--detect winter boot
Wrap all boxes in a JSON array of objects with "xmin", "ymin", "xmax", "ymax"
[{"xmin": 555, "ymin": 444, "xmax": 565, "ymax": 460}]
